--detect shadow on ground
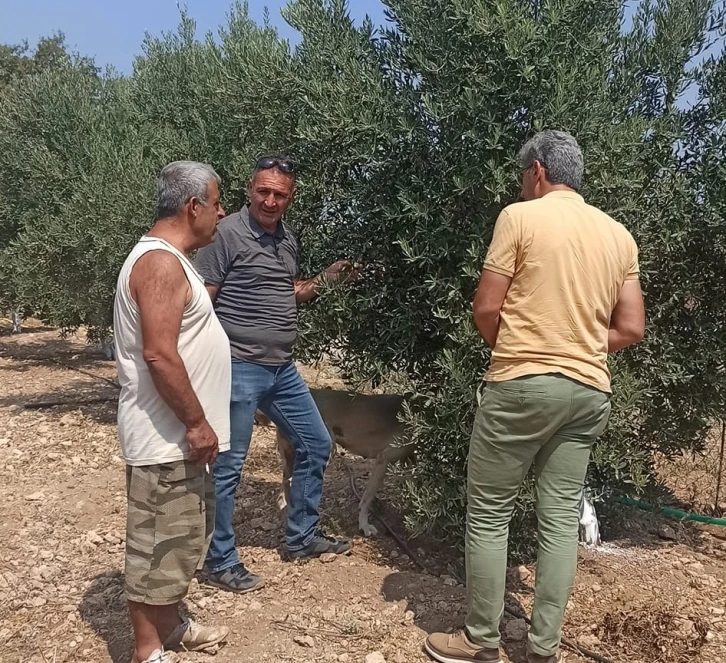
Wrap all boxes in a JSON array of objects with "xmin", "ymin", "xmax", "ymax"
[
  {"xmin": 79, "ymin": 571, "xmax": 205, "ymax": 663},
  {"xmin": 380, "ymin": 569, "xmax": 533, "ymax": 663},
  {"xmin": 79, "ymin": 571, "xmax": 132, "ymax": 663}
]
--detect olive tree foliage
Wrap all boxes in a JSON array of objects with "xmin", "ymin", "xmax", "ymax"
[
  {"xmin": 130, "ymin": 3, "xmax": 297, "ymax": 210},
  {"xmin": 0, "ymin": 0, "xmax": 724, "ymax": 549},
  {"xmin": 0, "ymin": 32, "xmax": 83, "ymax": 92},
  {"xmin": 0, "ymin": 66, "xmax": 177, "ymax": 337},
  {"xmin": 0, "ymin": 34, "xmax": 98, "ymax": 321}
]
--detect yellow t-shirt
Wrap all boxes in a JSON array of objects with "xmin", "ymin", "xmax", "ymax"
[{"xmin": 483, "ymin": 190, "xmax": 639, "ymax": 393}]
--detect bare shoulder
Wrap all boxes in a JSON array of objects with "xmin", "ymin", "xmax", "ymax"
[
  {"xmin": 130, "ymin": 250, "xmax": 189, "ymax": 302},
  {"xmin": 132, "ymin": 249, "xmax": 185, "ymax": 282}
]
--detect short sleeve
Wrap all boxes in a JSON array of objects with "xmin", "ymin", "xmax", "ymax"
[
  {"xmin": 195, "ymin": 230, "xmax": 232, "ymax": 286},
  {"xmin": 483, "ymin": 210, "xmax": 519, "ymax": 277},
  {"xmin": 625, "ymin": 233, "xmax": 640, "ymax": 281}
]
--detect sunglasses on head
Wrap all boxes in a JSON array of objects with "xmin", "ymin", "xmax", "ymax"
[{"xmin": 256, "ymin": 156, "xmax": 295, "ymax": 174}]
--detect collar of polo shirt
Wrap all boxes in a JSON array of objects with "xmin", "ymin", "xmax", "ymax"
[
  {"xmin": 247, "ymin": 206, "xmax": 287, "ymax": 240},
  {"xmin": 542, "ymin": 190, "xmax": 584, "ymax": 202}
]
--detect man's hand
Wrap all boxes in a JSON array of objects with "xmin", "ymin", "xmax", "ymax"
[
  {"xmin": 186, "ymin": 419, "xmax": 220, "ymax": 466},
  {"xmin": 295, "ymin": 259, "xmax": 362, "ymax": 303},
  {"xmin": 324, "ymin": 259, "xmax": 362, "ymax": 285}
]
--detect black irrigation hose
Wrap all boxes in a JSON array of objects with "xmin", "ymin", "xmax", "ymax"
[
  {"xmin": 24, "ymin": 395, "xmax": 118, "ymax": 409},
  {"xmin": 22, "ymin": 359, "xmax": 120, "ymax": 409},
  {"xmin": 47, "ymin": 357, "xmax": 120, "ymax": 389},
  {"xmin": 343, "ymin": 460, "xmax": 617, "ymax": 663},
  {"xmin": 20, "ymin": 358, "xmax": 121, "ymax": 409}
]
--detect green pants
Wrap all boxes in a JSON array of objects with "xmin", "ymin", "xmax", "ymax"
[{"xmin": 465, "ymin": 374, "xmax": 611, "ymax": 656}]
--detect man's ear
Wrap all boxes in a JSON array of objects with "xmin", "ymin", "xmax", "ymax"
[
  {"xmin": 533, "ymin": 160, "xmax": 546, "ymax": 183},
  {"xmin": 290, "ymin": 187, "xmax": 298, "ymax": 203},
  {"xmin": 188, "ymin": 196, "xmax": 201, "ymax": 218}
]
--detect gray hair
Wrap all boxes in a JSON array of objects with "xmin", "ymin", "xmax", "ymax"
[
  {"xmin": 518, "ymin": 130, "xmax": 584, "ymax": 191},
  {"xmin": 155, "ymin": 161, "xmax": 221, "ymax": 219}
]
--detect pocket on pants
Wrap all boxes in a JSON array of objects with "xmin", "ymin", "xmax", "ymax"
[
  {"xmin": 489, "ymin": 377, "xmax": 549, "ymax": 398},
  {"xmin": 592, "ymin": 395, "xmax": 612, "ymax": 438}
]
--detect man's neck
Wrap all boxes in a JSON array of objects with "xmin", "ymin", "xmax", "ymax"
[
  {"xmin": 539, "ymin": 183, "xmax": 576, "ymax": 197},
  {"xmin": 258, "ymin": 220, "xmax": 279, "ymax": 234},
  {"xmin": 146, "ymin": 218, "xmax": 194, "ymax": 255},
  {"xmin": 248, "ymin": 206, "xmax": 280, "ymax": 235}
]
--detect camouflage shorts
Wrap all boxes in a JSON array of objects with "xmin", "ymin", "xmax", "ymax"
[{"xmin": 124, "ymin": 460, "xmax": 214, "ymax": 605}]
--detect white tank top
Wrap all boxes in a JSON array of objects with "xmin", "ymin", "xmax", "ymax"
[{"xmin": 113, "ymin": 236, "xmax": 231, "ymax": 466}]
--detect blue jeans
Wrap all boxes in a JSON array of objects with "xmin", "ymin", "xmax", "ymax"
[{"xmin": 205, "ymin": 360, "xmax": 332, "ymax": 573}]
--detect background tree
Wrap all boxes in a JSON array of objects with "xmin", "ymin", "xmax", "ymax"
[
  {"xmin": 0, "ymin": 33, "xmax": 98, "ymax": 321},
  {"xmin": 0, "ymin": 32, "xmax": 77, "ymax": 92}
]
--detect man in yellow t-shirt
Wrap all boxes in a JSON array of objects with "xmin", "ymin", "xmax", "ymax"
[{"xmin": 425, "ymin": 131, "xmax": 645, "ymax": 663}]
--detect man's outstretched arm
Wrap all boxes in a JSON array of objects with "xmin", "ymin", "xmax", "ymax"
[{"xmin": 294, "ymin": 259, "xmax": 360, "ymax": 304}]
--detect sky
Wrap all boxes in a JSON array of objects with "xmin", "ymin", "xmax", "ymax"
[
  {"xmin": 0, "ymin": 0, "xmax": 389, "ymax": 74},
  {"xmin": 0, "ymin": 0, "xmax": 719, "ymax": 108}
]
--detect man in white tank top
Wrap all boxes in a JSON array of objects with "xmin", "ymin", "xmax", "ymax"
[{"xmin": 113, "ymin": 162, "xmax": 232, "ymax": 663}]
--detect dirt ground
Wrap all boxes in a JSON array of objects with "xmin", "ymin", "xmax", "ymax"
[{"xmin": 2, "ymin": 322, "xmax": 726, "ymax": 663}]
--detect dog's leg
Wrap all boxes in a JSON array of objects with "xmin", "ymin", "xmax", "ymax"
[
  {"xmin": 100, "ymin": 336, "xmax": 115, "ymax": 361},
  {"xmin": 11, "ymin": 310, "xmax": 21, "ymax": 334},
  {"xmin": 358, "ymin": 453, "xmax": 390, "ymax": 537},
  {"xmin": 254, "ymin": 409, "xmax": 272, "ymax": 427},
  {"xmin": 578, "ymin": 492, "xmax": 600, "ymax": 546},
  {"xmin": 276, "ymin": 429, "xmax": 295, "ymax": 514}
]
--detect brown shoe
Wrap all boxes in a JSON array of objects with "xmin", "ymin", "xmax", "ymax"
[
  {"xmin": 527, "ymin": 650, "xmax": 562, "ymax": 663},
  {"xmin": 163, "ymin": 618, "xmax": 229, "ymax": 652},
  {"xmin": 130, "ymin": 648, "xmax": 181, "ymax": 663},
  {"xmin": 424, "ymin": 630, "xmax": 503, "ymax": 663}
]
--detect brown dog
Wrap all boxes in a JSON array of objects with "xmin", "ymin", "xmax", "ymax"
[{"xmin": 257, "ymin": 388, "xmax": 412, "ymax": 537}]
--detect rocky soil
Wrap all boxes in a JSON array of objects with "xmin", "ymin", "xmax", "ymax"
[{"xmin": 2, "ymin": 321, "xmax": 726, "ymax": 663}]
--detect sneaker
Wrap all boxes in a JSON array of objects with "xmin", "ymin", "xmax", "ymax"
[
  {"xmin": 424, "ymin": 631, "xmax": 503, "ymax": 663},
  {"xmin": 285, "ymin": 530, "xmax": 352, "ymax": 561},
  {"xmin": 527, "ymin": 650, "xmax": 562, "ymax": 663},
  {"xmin": 205, "ymin": 563, "xmax": 265, "ymax": 594},
  {"xmin": 131, "ymin": 648, "xmax": 180, "ymax": 663},
  {"xmin": 163, "ymin": 618, "xmax": 229, "ymax": 652}
]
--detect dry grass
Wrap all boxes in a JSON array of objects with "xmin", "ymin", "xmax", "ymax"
[{"xmin": 600, "ymin": 606, "xmax": 709, "ymax": 663}]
